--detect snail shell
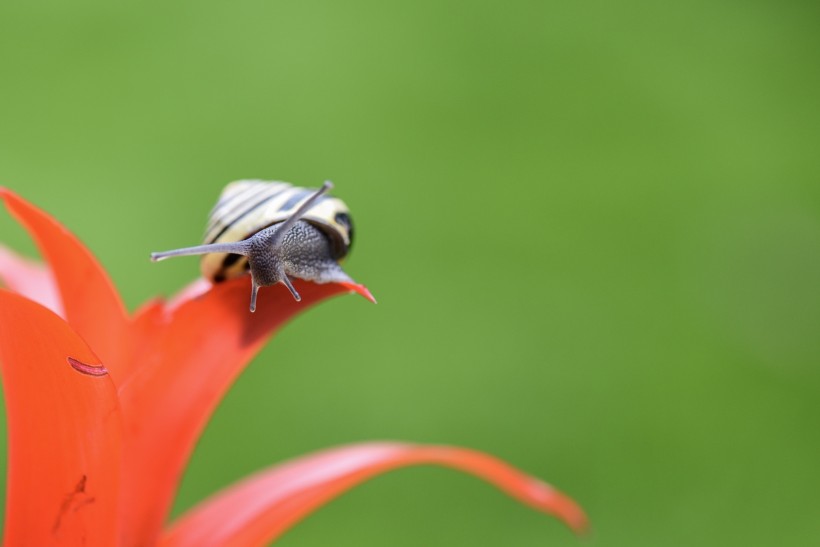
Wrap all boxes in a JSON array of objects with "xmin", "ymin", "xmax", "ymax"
[
  {"xmin": 151, "ymin": 180, "xmax": 357, "ymax": 311},
  {"xmin": 200, "ymin": 180, "xmax": 353, "ymax": 282}
]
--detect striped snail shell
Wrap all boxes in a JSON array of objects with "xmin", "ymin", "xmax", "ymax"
[
  {"xmin": 202, "ymin": 180, "xmax": 354, "ymax": 282},
  {"xmin": 151, "ymin": 180, "xmax": 356, "ymax": 312}
]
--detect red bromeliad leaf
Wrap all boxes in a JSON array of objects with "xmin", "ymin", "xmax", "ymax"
[
  {"xmin": 161, "ymin": 442, "xmax": 587, "ymax": 547},
  {"xmin": 0, "ymin": 189, "xmax": 130, "ymax": 377},
  {"xmin": 0, "ymin": 245, "xmax": 63, "ymax": 316},
  {"xmin": 0, "ymin": 290, "xmax": 122, "ymax": 546},
  {"xmin": 118, "ymin": 276, "xmax": 372, "ymax": 546}
]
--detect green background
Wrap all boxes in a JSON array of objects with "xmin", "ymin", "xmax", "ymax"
[{"xmin": 1, "ymin": 1, "xmax": 819, "ymax": 545}]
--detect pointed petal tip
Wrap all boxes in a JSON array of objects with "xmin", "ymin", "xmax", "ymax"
[
  {"xmin": 161, "ymin": 443, "xmax": 586, "ymax": 547},
  {"xmin": 0, "ymin": 187, "xmax": 17, "ymax": 202},
  {"xmin": 340, "ymin": 281, "xmax": 377, "ymax": 304},
  {"xmin": 0, "ymin": 188, "xmax": 28, "ymax": 206},
  {"xmin": 526, "ymin": 478, "xmax": 589, "ymax": 534},
  {"xmin": 0, "ymin": 188, "xmax": 130, "ymax": 372}
]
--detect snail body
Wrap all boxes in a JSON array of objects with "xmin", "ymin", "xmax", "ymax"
[{"xmin": 151, "ymin": 180, "xmax": 356, "ymax": 312}]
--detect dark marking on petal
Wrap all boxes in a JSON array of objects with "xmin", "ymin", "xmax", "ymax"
[
  {"xmin": 72, "ymin": 496, "xmax": 96, "ymax": 513},
  {"xmin": 75, "ymin": 475, "xmax": 87, "ymax": 493},
  {"xmin": 67, "ymin": 357, "xmax": 108, "ymax": 377},
  {"xmin": 53, "ymin": 475, "xmax": 94, "ymax": 534}
]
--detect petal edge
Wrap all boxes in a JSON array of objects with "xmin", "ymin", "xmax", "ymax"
[
  {"xmin": 119, "ymin": 277, "xmax": 364, "ymax": 546},
  {"xmin": 0, "ymin": 188, "xmax": 130, "ymax": 376},
  {"xmin": 0, "ymin": 289, "xmax": 122, "ymax": 546},
  {"xmin": 0, "ymin": 245, "xmax": 63, "ymax": 315},
  {"xmin": 161, "ymin": 442, "xmax": 587, "ymax": 547}
]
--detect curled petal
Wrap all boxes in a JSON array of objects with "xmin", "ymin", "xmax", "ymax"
[
  {"xmin": 0, "ymin": 245, "xmax": 63, "ymax": 315},
  {"xmin": 0, "ymin": 188, "xmax": 130, "ymax": 376},
  {"xmin": 161, "ymin": 442, "xmax": 587, "ymax": 547},
  {"xmin": 339, "ymin": 281, "xmax": 376, "ymax": 303},
  {"xmin": 0, "ymin": 290, "xmax": 122, "ymax": 546},
  {"xmin": 118, "ymin": 276, "xmax": 373, "ymax": 546}
]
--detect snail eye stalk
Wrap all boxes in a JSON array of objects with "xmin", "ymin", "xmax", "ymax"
[{"xmin": 151, "ymin": 181, "xmax": 334, "ymax": 312}]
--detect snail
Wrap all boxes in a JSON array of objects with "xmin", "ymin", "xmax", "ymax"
[{"xmin": 151, "ymin": 180, "xmax": 356, "ymax": 312}]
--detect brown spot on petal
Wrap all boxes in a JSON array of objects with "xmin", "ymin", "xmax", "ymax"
[
  {"xmin": 67, "ymin": 357, "xmax": 108, "ymax": 377},
  {"xmin": 53, "ymin": 475, "xmax": 95, "ymax": 534}
]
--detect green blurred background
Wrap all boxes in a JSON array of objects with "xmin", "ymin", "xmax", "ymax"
[{"xmin": 1, "ymin": 1, "xmax": 819, "ymax": 545}]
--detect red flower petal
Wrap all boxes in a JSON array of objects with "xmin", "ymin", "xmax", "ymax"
[
  {"xmin": 161, "ymin": 442, "xmax": 588, "ymax": 547},
  {"xmin": 0, "ymin": 290, "xmax": 122, "ymax": 546},
  {"xmin": 0, "ymin": 189, "xmax": 130, "ymax": 376},
  {"xmin": 118, "ymin": 276, "xmax": 371, "ymax": 546},
  {"xmin": 0, "ymin": 245, "xmax": 63, "ymax": 315}
]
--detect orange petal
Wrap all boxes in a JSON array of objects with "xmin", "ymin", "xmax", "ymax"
[
  {"xmin": 0, "ymin": 188, "xmax": 130, "ymax": 377},
  {"xmin": 0, "ymin": 245, "xmax": 63, "ymax": 315},
  {"xmin": 161, "ymin": 442, "xmax": 588, "ymax": 547},
  {"xmin": 0, "ymin": 290, "xmax": 122, "ymax": 546},
  {"xmin": 118, "ymin": 276, "xmax": 371, "ymax": 547}
]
